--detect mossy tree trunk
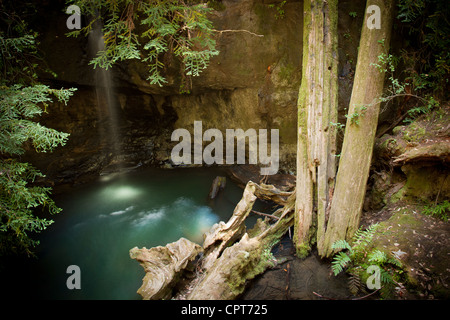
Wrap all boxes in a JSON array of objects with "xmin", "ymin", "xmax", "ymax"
[
  {"xmin": 294, "ymin": 0, "xmax": 339, "ymax": 257},
  {"xmin": 319, "ymin": 0, "xmax": 395, "ymax": 258}
]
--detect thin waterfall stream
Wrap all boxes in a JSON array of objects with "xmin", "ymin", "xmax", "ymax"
[
  {"xmin": 2, "ymin": 22, "xmax": 265, "ymax": 300},
  {"xmin": 88, "ymin": 20, "xmax": 122, "ymax": 167}
]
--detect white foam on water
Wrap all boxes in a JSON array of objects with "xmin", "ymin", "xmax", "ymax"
[
  {"xmin": 132, "ymin": 208, "xmax": 165, "ymax": 227},
  {"xmin": 110, "ymin": 206, "xmax": 135, "ymax": 216},
  {"xmin": 181, "ymin": 205, "xmax": 221, "ymax": 243}
]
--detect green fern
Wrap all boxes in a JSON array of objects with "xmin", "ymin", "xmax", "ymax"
[
  {"xmin": 331, "ymin": 251, "xmax": 351, "ymax": 276},
  {"xmin": 331, "ymin": 223, "xmax": 405, "ymax": 298},
  {"xmin": 388, "ymin": 257, "xmax": 403, "ymax": 268},
  {"xmin": 353, "ymin": 223, "xmax": 379, "ymax": 249},
  {"xmin": 422, "ymin": 200, "xmax": 450, "ymax": 221},
  {"xmin": 379, "ymin": 268, "xmax": 394, "ymax": 285},
  {"xmin": 368, "ymin": 250, "xmax": 388, "ymax": 264},
  {"xmin": 331, "ymin": 239, "xmax": 352, "ymax": 252}
]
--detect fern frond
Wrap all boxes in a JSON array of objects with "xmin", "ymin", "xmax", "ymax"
[
  {"xmin": 368, "ymin": 250, "xmax": 387, "ymax": 264},
  {"xmin": 331, "ymin": 239, "xmax": 352, "ymax": 252},
  {"xmin": 331, "ymin": 252, "xmax": 351, "ymax": 276},
  {"xmin": 353, "ymin": 223, "xmax": 379, "ymax": 248},
  {"xmin": 388, "ymin": 257, "xmax": 403, "ymax": 268},
  {"xmin": 380, "ymin": 268, "xmax": 394, "ymax": 284},
  {"xmin": 348, "ymin": 272, "xmax": 362, "ymax": 295}
]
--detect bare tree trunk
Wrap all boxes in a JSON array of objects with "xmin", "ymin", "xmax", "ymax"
[
  {"xmin": 294, "ymin": 0, "xmax": 338, "ymax": 257},
  {"xmin": 319, "ymin": 0, "xmax": 395, "ymax": 258}
]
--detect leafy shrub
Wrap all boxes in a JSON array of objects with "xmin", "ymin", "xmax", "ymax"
[
  {"xmin": 67, "ymin": 0, "xmax": 219, "ymax": 92},
  {"xmin": 0, "ymin": 4, "xmax": 76, "ymax": 257},
  {"xmin": 397, "ymin": 0, "xmax": 450, "ymax": 100},
  {"xmin": 422, "ymin": 200, "xmax": 450, "ymax": 221}
]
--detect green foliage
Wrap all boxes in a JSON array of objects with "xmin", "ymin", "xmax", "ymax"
[
  {"xmin": 404, "ymin": 95, "xmax": 440, "ymax": 123},
  {"xmin": 0, "ymin": 85, "xmax": 74, "ymax": 155},
  {"xmin": 359, "ymin": 1, "xmax": 449, "ymax": 128},
  {"xmin": 344, "ymin": 105, "xmax": 367, "ymax": 126},
  {"xmin": 397, "ymin": 0, "xmax": 450, "ymax": 99},
  {"xmin": 422, "ymin": 200, "xmax": 450, "ymax": 221},
  {"xmin": 331, "ymin": 224, "xmax": 404, "ymax": 298},
  {"xmin": 371, "ymin": 49, "xmax": 441, "ymax": 124},
  {"xmin": 0, "ymin": 3, "xmax": 58, "ymax": 84},
  {"xmin": 371, "ymin": 52, "xmax": 405, "ymax": 96},
  {"xmin": 331, "ymin": 251, "xmax": 351, "ymax": 275},
  {"xmin": 0, "ymin": 160, "xmax": 60, "ymax": 256},
  {"xmin": 0, "ymin": 3, "xmax": 76, "ymax": 257},
  {"xmin": 330, "ymin": 121, "xmax": 345, "ymax": 132},
  {"xmin": 0, "ymin": 84, "xmax": 75, "ymax": 257},
  {"xmin": 67, "ymin": 0, "xmax": 219, "ymax": 92},
  {"xmin": 268, "ymin": 1, "xmax": 286, "ymax": 20}
]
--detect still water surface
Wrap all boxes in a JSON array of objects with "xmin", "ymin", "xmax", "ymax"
[{"xmin": 6, "ymin": 167, "xmax": 261, "ymax": 299}]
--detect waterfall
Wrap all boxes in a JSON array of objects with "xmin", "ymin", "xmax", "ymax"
[{"xmin": 88, "ymin": 20, "xmax": 122, "ymax": 170}]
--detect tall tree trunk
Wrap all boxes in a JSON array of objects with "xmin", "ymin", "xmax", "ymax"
[
  {"xmin": 294, "ymin": 0, "xmax": 338, "ymax": 257},
  {"xmin": 319, "ymin": 0, "xmax": 395, "ymax": 258}
]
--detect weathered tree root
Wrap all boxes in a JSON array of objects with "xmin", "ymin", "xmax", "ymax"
[
  {"xmin": 130, "ymin": 181, "xmax": 295, "ymax": 300},
  {"xmin": 129, "ymin": 238, "xmax": 203, "ymax": 300}
]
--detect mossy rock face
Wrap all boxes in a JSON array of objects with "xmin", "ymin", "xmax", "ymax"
[
  {"xmin": 373, "ymin": 109, "xmax": 450, "ymax": 204},
  {"xmin": 371, "ymin": 206, "xmax": 450, "ymax": 299},
  {"xmin": 398, "ymin": 163, "xmax": 450, "ymax": 201}
]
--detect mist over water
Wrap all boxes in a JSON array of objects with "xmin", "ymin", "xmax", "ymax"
[{"xmin": 7, "ymin": 167, "xmax": 262, "ymax": 299}]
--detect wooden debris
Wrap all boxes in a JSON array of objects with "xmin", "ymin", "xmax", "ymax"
[
  {"xmin": 130, "ymin": 180, "xmax": 296, "ymax": 300},
  {"xmin": 393, "ymin": 140, "xmax": 450, "ymax": 165},
  {"xmin": 129, "ymin": 237, "xmax": 202, "ymax": 300},
  {"xmin": 208, "ymin": 176, "xmax": 226, "ymax": 199}
]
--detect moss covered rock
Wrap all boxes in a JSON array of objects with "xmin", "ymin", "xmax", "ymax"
[{"xmin": 371, "ymin": 205, "xmax": 450, "ymax": 299}]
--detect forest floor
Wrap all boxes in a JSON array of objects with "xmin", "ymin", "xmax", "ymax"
[
  {"xmin": 229, "ymin": 163, "xmax": 449, "ymax": 300},
  {"xmin": 240, "ymin": 235, "xmax": 351, "ymax": 300},
  {"xmin": 240, "ymin": 202, "xmax": 449, "ymax": 300}
]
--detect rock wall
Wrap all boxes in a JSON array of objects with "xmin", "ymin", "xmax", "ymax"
[
  {"xmin": 27, "ymin": 0, "xmax": 367, "ymax": 184},
  {"xmin": 116, "ymin": 0, "xmax": 305, "ymax": 172}
]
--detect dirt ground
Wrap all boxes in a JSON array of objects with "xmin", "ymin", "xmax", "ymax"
[
  {"xmin": 242, "ymin": 203, "xmax": 449, "ymax": 300},
  {"xmin": 365, "ymin": 203, "xmax": 450, "ymax": 299},
  {"xmin": 240, "ymin": 234, "xmax": 351, "ymax": 300}
]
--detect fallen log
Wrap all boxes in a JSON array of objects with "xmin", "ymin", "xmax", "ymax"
[
  {"xmin": 187, "ymin": 191, "xmax": 295, "ymax": 300},
  {"xmin": 392, "ymin": 140, "xmax": 450, "ymax": 165},
  {"xmin": 226, "ymin": 165, "xmax": 296, "ymax": 191},
  {"xmin": 129, "ymin": 237, "xmax": 202, "ymax": 300},
  {"xmin": 252, "ymin": 182, "xmax": 293, "ymax": 206},
  {"xmin": 130, "ymin": 180, "xmax": 295, "ymax": 300},
  {"xmin": 201, "ymin": 182, "xmax": 257, "ymax": 270}
]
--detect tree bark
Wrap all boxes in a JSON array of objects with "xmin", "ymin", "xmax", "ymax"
[
  {"xmin": 319, "ymin": 0, "xmax": 395, "ymax": 258},
  {"xmin": 294, "ymin": 0, "xmax": 338, "ymax": 257}
]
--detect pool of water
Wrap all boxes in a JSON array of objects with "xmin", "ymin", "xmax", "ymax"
[{"xmin": 4, "ymin": 167, "xmax": 267, "ymax": 299}]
